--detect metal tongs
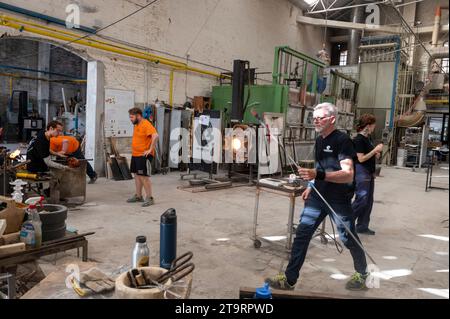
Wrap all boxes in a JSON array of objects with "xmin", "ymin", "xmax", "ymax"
[{"xmin": 156, "ymin": 251, "xmax": 195, "ymax": 284}]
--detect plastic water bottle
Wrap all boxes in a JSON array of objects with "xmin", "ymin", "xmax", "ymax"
[{"xmin": 20, "ymin": 196, "xmax": 44, "ymax": 249}]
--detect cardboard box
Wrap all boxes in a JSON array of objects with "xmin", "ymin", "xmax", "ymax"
[{"xmin": 0, "ymin": 196, "xmax": 26, "ymax": 235}]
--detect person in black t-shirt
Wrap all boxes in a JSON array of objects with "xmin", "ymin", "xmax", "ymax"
[
  {"xmin": 266, "ymin": 103, "xmax": 369, "ymax": 291},
  {"xmin": 27, "ymin": 121, "xmax": 69, "ymax": 173},
  {"xmin": 352, "ymin": 114, "xmax": 383, "ymax": 235}
]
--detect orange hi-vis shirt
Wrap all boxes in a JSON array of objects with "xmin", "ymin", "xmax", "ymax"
[
  {"xmin": 132, "ymin": 119, "xmax": 157, "ymax": 157},
  {"xmin": 50, "ymin": 136, "xmax": 80, "ymax": 154}
]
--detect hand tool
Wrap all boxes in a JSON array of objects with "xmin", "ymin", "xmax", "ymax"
[
  {"xmin": 70, "ymin": 276, "xmax": 87, "ymax": 297},
  {"xmin": 156, "ymin": 251, "xmax": 195, "ymax": 284},
  {"xmin": 126, "ymin": 268, "xmax": 140, "ymax": 288}
]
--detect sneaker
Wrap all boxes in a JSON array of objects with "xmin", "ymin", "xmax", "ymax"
[
  {"xmin": 265, "ymin": 273, "xmax": 295, "ymax": 290},
  {"xmin": 88, "ymin": 175, "xmax": 98, "ymax": 184},
  {"xmin": 345, "ymin": 272, "xmax": 369, "ymax": 291},
  {"xmin": 142, "ymin": 197, "xmax": 155, "ymax": 207},
  {"xmin": 357, "ymin": 228, "xmax": 376, "ymax": 235},
  {"xmin": 127, "ymin": 195, "xmax": 144, "ymax": 203}
]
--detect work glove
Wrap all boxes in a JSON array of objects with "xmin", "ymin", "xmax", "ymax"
[{"xmin": 79, "ymin": 268, "xmax": 115, "ymax": 294}]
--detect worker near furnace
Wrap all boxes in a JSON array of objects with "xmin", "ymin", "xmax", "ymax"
[
  {"xmin": 26, "ymin": 121, "xmax": 70, "ymax": 173},
  {"xmin": 50, "ymin": 134, "xmax": 98, "ymax": 184},
  {"xmin": 266, "ymin": 103, "xmax": 369, "ymax": 291},
  {"xmin": 126, "ymin": 107, "xmax": 159, "ymax": 207}
]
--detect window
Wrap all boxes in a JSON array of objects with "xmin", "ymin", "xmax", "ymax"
[
  {"xmin": 442, "ymin": 41, "xmax": 449, "ymax": 74},
  {"xmin": 442, "ymin": 58, "xmax": 449, "ymax": 74},
  {"xmin": 339, "ymin": 50, "xmax": 348, "ymax": 66}
]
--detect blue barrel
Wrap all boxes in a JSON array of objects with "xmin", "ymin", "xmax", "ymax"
[{"xmin": 160, "ymin": 208, "xmax": 177, "ymax": 269}]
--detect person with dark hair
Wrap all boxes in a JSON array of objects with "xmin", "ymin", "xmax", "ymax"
[
  {"xmin": 352, "ymin": 114, "xmax": 383, "ymax": 235},
  {"xmin": 26, "ymin": 121, "xmax": 69, "ymax": 173},
  {"xmin": 127, "ymin": 107, "xmax": 159, "ymax": 207}
]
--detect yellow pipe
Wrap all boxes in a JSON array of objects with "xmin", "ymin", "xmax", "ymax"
[
  {"xmin": 425, "ymin": 99, "xmax": 449, "ymax": 104},
  {"xmin": 0, "ymin": 14, "xmax": 226, "ymax": 79},
  {"xmin": 2, "ymin": 14, "xmax": 184, "ymax": 67},
  {"xmin": 0, "ymin": 72, "xmax": 86, "ymax": 83},
  {"xmin": 169, "ymin": 69, "xmax": 175, "ymax": 106}
]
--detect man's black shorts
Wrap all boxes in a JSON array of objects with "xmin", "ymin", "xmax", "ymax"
[{"xmin": 130, "ymin": 155, "xmax": 153, "ymax": 176}]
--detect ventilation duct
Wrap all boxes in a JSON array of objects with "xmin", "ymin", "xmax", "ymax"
[{"xmin": 348, "ymin": 1, "xmax": 364, "ymax": 65}]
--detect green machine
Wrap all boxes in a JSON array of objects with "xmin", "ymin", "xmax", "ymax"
[
  {"xmin": 211, "ymin": 46, "xmax": 326, "ymax": 126},
  {"xmin": 211, "ymin": 84, "xmax": 289, "ymax": 125},
  {"xmin": 212, "ymin": 47, "xmax": 327, "ymax": 172}
]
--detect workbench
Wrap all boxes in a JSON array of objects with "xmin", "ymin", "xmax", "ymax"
[
  {"xmin": 252, "ymin": 179, "xmax": 306, "ymax": 251},
  {"xmin": 0, "ymin": 231, "xmax": 93, "ymax": 299},
  {"xmin": 20, "ymin": 262, "xmax": 193, "ymax": 299}
]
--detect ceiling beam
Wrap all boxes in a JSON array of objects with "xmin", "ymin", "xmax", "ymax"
[
  {"xmin": 297, "ymin": 14, "xmax": 401, "ymax": 33},
  {"xmin": 306, "ymin": 0, "xmax": 425, "ymax": 15},
  {"xmin": 297, "ymin": 15, "xmax": 449, "ymax": 34}
]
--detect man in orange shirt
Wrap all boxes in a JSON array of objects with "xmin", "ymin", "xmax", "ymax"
[
  {"xmin": 127, "ymin": 107, "xmax": 159, "ymax": 207},
  {"xmin": 50, "ymin": 135, "xmax": 98, "ymax": 184}
]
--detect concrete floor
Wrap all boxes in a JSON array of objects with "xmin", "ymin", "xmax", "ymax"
[{"xmin": 39, "ymin": 166, "xmax": 449, "ymax": 299}]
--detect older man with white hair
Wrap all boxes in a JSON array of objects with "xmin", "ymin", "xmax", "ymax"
[{"xmin": 266, "ymin": 103, "xmax": 369, "ymax": 291}]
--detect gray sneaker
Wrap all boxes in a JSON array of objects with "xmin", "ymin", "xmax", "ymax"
[
  {"xmin": 142, "ymin": 197, "xmax": 155, "ymax": 207},
  {"xmin": 265, "ymin": 273, "xmax": 295, "ymax": 290},
  {"xmin": 127, "ymin": 195, "xmax": 144, "ymax": 203},
  {"xmin": 345, "ymin": 272, "xmax": 369, "ymax": 291}
]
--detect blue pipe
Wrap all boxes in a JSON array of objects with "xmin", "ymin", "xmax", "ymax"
[
  {"xmin": 0, "ymin": 2, "xmax": 97, "ymax": 34},
  {"xmin": 0, "ymin": 64, "xmax": 86, "ymax": 80}
]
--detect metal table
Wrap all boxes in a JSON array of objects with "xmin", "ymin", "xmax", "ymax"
[
  {"xmin": 425, "ymin": 149, "xmax": 449, "ymax": 192},
  {"xmin": 252, "ymin": 180, "xmax": 306, "ymax": 251},
  {"xmin": 0, "ymin": 232, "xmax": 93, "ymax": 299}
]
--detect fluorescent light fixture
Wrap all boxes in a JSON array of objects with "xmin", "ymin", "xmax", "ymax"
[
  {"xmin": 419, "ymin": 234, "xmax": 449, "ymax": 242},
  {"xmin": 436, "ymin": 269, "xmax": 449, "ymax": 273},
  {"xmin": 418, "ymin": 288, "xmax": 449, "ymax": 299},
  {"xmin": 216, "ymin": 238, "xmax": 230, "ymax": 242}
]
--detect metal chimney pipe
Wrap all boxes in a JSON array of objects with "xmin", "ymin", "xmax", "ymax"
[
  {"xmin": 431, "ymin": 6, "xmax": 441, "ymax": 47},
  {"xmin": 348, "ymin": 2, "xmax": 364, "ymax": 65}
]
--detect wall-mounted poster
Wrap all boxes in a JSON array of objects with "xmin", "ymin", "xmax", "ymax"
[{"xmin": 104, "ymin": 89, "xmax": 135, "ymax": 137}]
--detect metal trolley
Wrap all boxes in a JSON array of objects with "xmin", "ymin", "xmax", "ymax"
[{"xmin": 252, "ymin": 180, "xmax": 306, "ymax": 251}]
